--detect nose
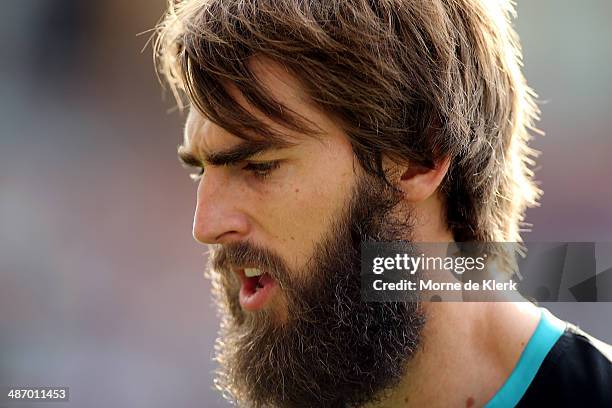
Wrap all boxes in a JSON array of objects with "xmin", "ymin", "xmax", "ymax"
[{"xmin": 192, "ymin": 167, "xmax": 250, "ymax": 245}]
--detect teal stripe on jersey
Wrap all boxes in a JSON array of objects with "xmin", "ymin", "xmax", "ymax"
[{"xmin": 485, "ymin": 308, "xmax": 566, "ymax": 408}]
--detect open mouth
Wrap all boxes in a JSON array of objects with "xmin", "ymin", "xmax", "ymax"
[{"xmin": 237, "ymin": 267, "xmax": 278, "ymax": 311}]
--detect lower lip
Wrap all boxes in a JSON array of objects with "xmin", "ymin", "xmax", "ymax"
[{"xmin": 239, "ymin": 273, "xmax": 278, "ymax": 311}]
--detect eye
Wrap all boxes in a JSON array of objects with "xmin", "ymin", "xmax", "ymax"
[
  {"xmin": 242, "ymin": 161, "xmax": 280, "ymax": 180},
  {"xmin": 189, "ymin": 167, "xmax": 205, "ymax": 182}
]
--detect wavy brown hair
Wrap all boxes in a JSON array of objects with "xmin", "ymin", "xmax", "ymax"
[{"xmin": 155, "ymin": 0, "xmax": 540, "ymax": 253}]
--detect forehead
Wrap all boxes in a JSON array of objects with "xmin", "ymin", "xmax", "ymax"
[{"xmin": 183, "ymin": 57, "xmax": 315, "ymax": 149}]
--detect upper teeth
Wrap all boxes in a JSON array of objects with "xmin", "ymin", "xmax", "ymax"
[{"xmin": 244, "ymin": 267, "xmax": 263, "ymax": 277}]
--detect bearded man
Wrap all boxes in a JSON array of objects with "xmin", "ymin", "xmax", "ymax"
[{"xmin": 154, "ymin": 1, "xmax": 612, "ymax": 406}]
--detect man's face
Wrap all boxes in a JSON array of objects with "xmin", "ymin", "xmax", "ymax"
[
  {"xmin": 184, "ymin": 73, "xmax": 358, "ymax": 319},
  {"xmin": 182, "ymin": 60, "xmax": 424, "ymax": 407}
]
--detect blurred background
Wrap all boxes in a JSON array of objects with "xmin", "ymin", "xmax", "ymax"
[{"xmin": 0, "ymin": 1, "xmax": 610, "ymax": 407}]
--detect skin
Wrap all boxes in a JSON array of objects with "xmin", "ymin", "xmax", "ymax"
[{"xmin": 181, "ymin": 58, "xmax": 542, "ymax": 407}]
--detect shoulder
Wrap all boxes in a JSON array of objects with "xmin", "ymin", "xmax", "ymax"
[{"xmin": 518, "ymin": 322, "xmax": 612, "ymax": 407}]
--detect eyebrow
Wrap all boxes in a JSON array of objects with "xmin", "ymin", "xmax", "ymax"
[{"xmin": 178, "ymin": 139, "xmax": 294, "ymax": 168}]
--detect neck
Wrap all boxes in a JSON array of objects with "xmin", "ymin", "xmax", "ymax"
[{"xmin": 363, "ymin": 301, "xmax": 541, "ymax": 408}]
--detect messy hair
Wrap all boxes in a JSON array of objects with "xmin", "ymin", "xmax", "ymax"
[{"xmin": 155, "ymin": 0, "xmax": 540, "ymax": 249}]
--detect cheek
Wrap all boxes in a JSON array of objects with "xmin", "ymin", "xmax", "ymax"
[
  {"xmin": 256, "ymin": 170, "xmax": 354, "ymax": 268},
  {"xmin": 256, "ymin": 184, "xmax": 329, "ymax": 241}
]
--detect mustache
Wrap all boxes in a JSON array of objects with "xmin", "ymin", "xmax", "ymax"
[{"xmin": 211, "ymin": 241, "xmax": 292, "ymax": 288}]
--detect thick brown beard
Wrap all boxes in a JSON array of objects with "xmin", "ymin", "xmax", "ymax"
[{"xmin": 209, "ymin": 174, "xmax": 425, "ymax": 408}]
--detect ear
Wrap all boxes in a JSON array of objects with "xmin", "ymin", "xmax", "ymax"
[{"xmin": 397, "ymin": 156, "xmax": 451, "ymax": 203}]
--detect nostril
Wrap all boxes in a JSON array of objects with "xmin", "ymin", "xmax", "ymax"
[{"xmin": 215, "ymin": 231, "xmax": 244, "ymax": 245}]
